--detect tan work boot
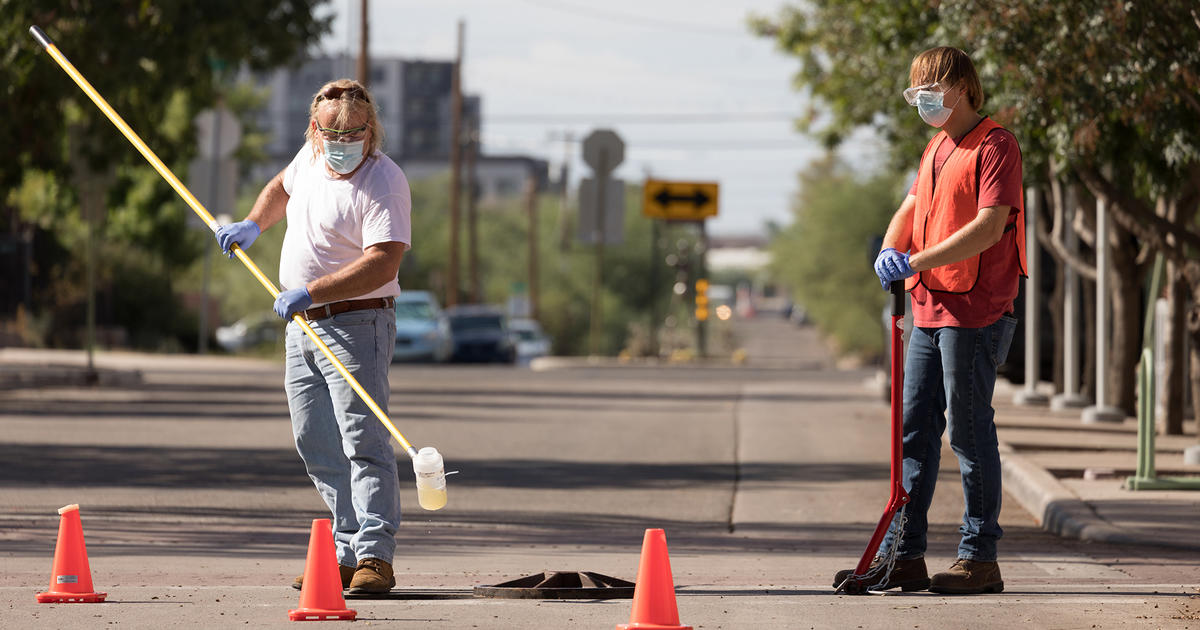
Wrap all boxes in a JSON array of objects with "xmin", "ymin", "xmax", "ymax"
[
  {"xmin": 833, "ymin": 556, "xmax": 930, "ymax": 591},
  {"xmin": 347, "ymin": 557, "xmax": 395, "ymax": 594},
  {"xmin": 929, "ymin": 558, "xmax": 1004, "ymax": 594},
  {"xmin": 292, "ymin": 564, "xmax": 357, "ymax": 591}
]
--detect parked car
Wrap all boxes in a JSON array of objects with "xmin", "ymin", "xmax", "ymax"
[
  {"xmin": 445, "ymin": 305, "xmax": 516, "ymax": 364},
  {"xmin": 215, "ymin": 314, "xmax": 284, "ymax": 353},
  {"xmin": 393, "ymin": 291, "xmax": 453, "ymax": 363},
  {"xmin": 509, "ymin": 318, "xmax": 552, "ymax": 363}
]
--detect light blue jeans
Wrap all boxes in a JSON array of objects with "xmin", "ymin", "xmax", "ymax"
[
  {"xmin": 881, "ymin": 314, "xmax": 1017, "ymax": 563},
  {"xmin": 284, "ymin": 308, "xmax": 400, "ymax": 567}
]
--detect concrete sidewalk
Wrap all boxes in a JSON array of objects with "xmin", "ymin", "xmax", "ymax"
[
  {"xmin": 991, "ymin": 379, "xmax": 1200, "ymax": 552},
  {"xmin": 0, "ymin": 348, "xmax": 145, "ymax": 389}
]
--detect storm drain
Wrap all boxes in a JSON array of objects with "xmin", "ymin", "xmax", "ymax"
[{"xmin": 473, "ymin": 571, "xmax": 635, "ymax": 599}]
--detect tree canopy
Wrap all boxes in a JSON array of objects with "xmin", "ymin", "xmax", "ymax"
[
  {"xmin": 754, "ymin": 1, "xmax": 1200, "ymax": 409},
  {"xmin": 752, "ymin": 0, "xmax": 1200, "ymax": 254},
  {"xmin": 1, "ymin": 0, "xmax": 332, "ymax": 346}
]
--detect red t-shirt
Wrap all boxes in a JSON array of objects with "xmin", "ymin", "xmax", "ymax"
[{"xmin": 906, "ymin": 125, "xmax": 1024, "ymax": 328}]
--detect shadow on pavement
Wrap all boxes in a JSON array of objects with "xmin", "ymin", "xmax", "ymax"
[
  {"xmin": 0, "ymin": 444, "xmax": 308, "ymax": 488},
  {"xmin": 0, "ymin": 447, "xmax": 891, "ymax": 489}
]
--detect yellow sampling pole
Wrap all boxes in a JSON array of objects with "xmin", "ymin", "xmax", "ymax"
[{"xmin": 28, "ymin": 25, "xmax": 419, "ymax": 460}]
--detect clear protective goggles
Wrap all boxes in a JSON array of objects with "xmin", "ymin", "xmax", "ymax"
[
  {"xmin": 902, "ymin": 82, "xmax": 945, "ymax": 106},
  {"xmin": 317, "ymin": 124, "xmax": 368, "ymax": 143}
]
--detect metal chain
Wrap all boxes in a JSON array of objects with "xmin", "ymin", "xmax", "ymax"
[
  {"xmin": 865, "ymin": 506, "xmax": 908, "ymax": 592},
  {"xmin": 835, "ymin": 505, "xmax": 909, "ymax": 593}
]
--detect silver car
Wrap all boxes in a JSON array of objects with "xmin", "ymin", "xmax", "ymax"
[
  {"xmin": 393, "ymin": 291, "xmax": 453, "ymax": 363},
  {"xmin": 509, "ymin": 318, "xmax": 552, "ymax": 363}
]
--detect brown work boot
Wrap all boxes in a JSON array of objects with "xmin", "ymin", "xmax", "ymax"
[
  {"xmin": 347, "ymin": 557, "xmax": 395, "ymax": 594},
  {"xmin": 292, "ymin": 564, "xmax": 356, "ymax": 591},
  {"xmin": 833, "ymin": 556, "xmax": 930, "ymax": 592},
  {"xmin": 929, "ymin": 558, "xmax": 1004, "ymax": 594}
]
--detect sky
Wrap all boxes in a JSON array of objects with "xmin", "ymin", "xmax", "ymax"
[{"xmin": 318, "ymin": 0, "xmax": 886, "ymax": 237}]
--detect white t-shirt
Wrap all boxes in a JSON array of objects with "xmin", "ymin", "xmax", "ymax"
[{"xmin": 279, "ymin": 144, "xmax": 412, "ymax": 306}]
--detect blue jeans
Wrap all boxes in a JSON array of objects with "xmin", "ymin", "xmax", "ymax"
[
  {"xmin": 881, "ymin": 314, "xmax": 1017, "ymax": 563},
  {"xmin": 284, "ymin": 308, "xmax": 400, "ymax": 567}
]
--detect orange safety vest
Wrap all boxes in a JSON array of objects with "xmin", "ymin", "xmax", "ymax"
[{"xmin": 906, "ymin": 117, "xmax": 1027, "ymax": 294}]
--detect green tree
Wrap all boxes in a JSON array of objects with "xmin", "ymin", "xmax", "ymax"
[
  {"xmin": 942, "ymin": 1, "xmax": 1200, "ymax": 416},
  {"xmin": 1, "ymin": 0, "xmax": 332, "ymax": 348},
  {"xmin": 772, "ymin": 156, "xmax": 905, "ymax": 357},
  {"xmin": 754, "ymin": 1, "xmax": 1200, "ymax": 414}
]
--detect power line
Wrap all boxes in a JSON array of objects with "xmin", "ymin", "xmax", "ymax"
[
  {"xmin": 493, "ymin": 111, "xmax": 797, "ymax": 124},
  {"xmin": 628, "ymin": 142, "xmax": 817, "ymax": 151},
  {"xmin": 484, "ymin": 136, "xmax": 816, "ymax": 152}
]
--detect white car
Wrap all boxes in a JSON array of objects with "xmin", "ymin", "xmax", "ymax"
[
  {"xmin": 508, "ymin": 318, "xmax": 551, "ymax": 363},
  {"xmin": 214, "ymin": 314, "xmax": 284, "ymax": 353}
]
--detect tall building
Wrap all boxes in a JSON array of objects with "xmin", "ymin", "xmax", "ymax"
[{"xmin": 246, "ymin": 54, "xmax": 546, "ymax": 201}]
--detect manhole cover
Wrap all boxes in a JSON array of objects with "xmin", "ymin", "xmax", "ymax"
[
  {"xmin": 474, "ymin": 571, "xmax": 635, "ymax": 599},
  {"xmin": 344, "ymin": 588, "xmax": 475, "ymax": 600}
]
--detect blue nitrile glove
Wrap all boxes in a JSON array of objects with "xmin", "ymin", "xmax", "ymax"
[
  {"xmin": 215, "ymin": 220, "xmax": 261, "ymax": 259},
  {"xmin": 274, "ymin": 287, "xmax": 313, "ymax": 320},
  {"xmin": 873, "ymin": 247, "xmax": 914, "ymax": 290}
]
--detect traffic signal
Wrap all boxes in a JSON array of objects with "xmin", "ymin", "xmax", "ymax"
[{"xmin": 695, "ymin": 278, "xmax": 709, "ymax": 321}]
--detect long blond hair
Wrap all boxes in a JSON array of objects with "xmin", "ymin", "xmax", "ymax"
[{"xmin": 304, "ymin": 78, "xmax": 385, "ymax": 161}]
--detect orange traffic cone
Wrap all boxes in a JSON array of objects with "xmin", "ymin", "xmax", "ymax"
[
  {"xmin": 36, "ymin": 504, "xmax": 106, "ymax": 603},
  {"xmin": 288, "ymin": 519, "xmax": 356, "ymax": 621},
  {"xmin": 617, "ymin": 528, "xmax": 692, "ymax": 630}
]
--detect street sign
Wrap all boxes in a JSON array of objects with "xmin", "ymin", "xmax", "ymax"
[
  {"xmin": 642, "ymin": 179, "xmax": 719, "ymax": 221},
  {"xmin": 582, "ymin": 129, "xmax": 624, "ymax": 174},
  {"xmin": 194, "ymin": 106, "xmax": 242, "ymax": 159},
  {"xmin": 578, "ymin": 177, "xmax": 626, "ymax": 245},
  {"xmin": 187, "ymin": 158, "xmax": 238, "ymax": 229}
]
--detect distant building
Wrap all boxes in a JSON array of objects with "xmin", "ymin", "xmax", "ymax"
[
  {"xmin": 245, "ymin": 54, "xmax": 546, "ymax": 201},
  {"xmin": 708, "ymin": 235, "xmax": 770, "ymax": 272}
]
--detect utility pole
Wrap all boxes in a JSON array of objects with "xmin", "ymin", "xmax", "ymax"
[
  {"xmin": 447, "ymin": 20, "xmax": 464, "ymax": 306},
  {"xmin": 559, "ymin": 132, "xmax": 572, "ymax": 252},
  {"xmin": 696, "ymin": 221, "xmax": 709, "ymax": 358},
  {"xmin": 525, "ymin": 174, "xmax": 540, "ymax": 320},
  {"xmin": 589, "ymin": 147, "xmax": 608, "ymax": 356},
  {"xmin": 546, "ymin": 130, "xmax": 574, "ymax": 252},
  {"xmin": 197, "ymin": 96, "xmax": 226, "ymax": 355},
  {"xmin": 466, "ymin": 131, "xmax": 481, "ymax": 303},
  {"xmin": 356, "ymin": 0, "xmax": 369, "ymax": 86}
]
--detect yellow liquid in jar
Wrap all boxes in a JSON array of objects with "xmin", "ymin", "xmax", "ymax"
[{"xmin": 417, "ymin": 486, "xmax": 447, "ymax": 511}]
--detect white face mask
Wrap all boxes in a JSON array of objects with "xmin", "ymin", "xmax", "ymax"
[
  {"xmin": 903, "ymin": 82, "xmax": 963, "ymax": 128},
  {"xmin": 913, "ymin": 90, "xmax": 961, "ymax": 128},
  {"xmin": 322, "ymin": 139, "xmax": 366, "ymax": 174}
]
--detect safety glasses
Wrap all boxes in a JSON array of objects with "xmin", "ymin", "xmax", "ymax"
[
  {"xmin": 902, "ymin": 82, "xmax": 944, "ymax": 106},
  {"xmin": 316, "ymin": 124, "xmax": 368, "ymax": 143},
  {"xmin": 317, "ymin": 85, "xmax": 370, "ymax": 103}
]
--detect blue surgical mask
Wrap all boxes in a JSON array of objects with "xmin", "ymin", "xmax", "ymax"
[
  {"xmin": 322, "ymin": 139, "xmax": 366, "ymax": 174},
  {"xmin": 914, "ymin": 90, "xmax": 960, "ymax": 128}
]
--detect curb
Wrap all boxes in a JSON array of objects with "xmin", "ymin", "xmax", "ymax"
[
  {"xmin": 0, "ymin": 364, "xmax": 143, "ymax": 390},
  {"xmin": 998, "ymin": 442, "xmax": 1200, "ymax": 552},
  {"xmin": 529, "ymin": 356, "xmax": 746, "ymax": 371}
]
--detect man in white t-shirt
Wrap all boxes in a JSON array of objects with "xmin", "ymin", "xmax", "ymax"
[{"xmin": 215, "ymin": 79, "xmax": 411, "ymax": 595}]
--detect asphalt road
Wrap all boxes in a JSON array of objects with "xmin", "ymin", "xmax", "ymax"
[{"xmin": 1, "ymin": 318, "xmax": 1198, "ymax": 628}]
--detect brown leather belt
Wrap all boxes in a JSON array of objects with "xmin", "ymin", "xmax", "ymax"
[{"xmin": 301, "ymin": 297, "xmax": 394, "ymax": 321}]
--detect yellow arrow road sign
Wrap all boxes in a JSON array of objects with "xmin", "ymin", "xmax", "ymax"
[{"xmin": 642, "ymin": 179, "xmax": 719, "ymax": 221}]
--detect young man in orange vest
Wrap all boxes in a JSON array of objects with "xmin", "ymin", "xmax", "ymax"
[{"xmin": 863, "ymin": 47, "xmax": 1026, "ymax": 594}]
